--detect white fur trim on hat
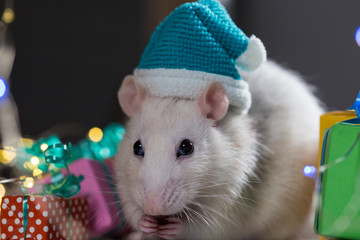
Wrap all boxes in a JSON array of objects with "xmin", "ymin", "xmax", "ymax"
[
  {"xmin": 235, "ymin": 35, "xmax": 266, "ymax": 72},
  {"xmin": 134, "ymin": 68, "xmax": 251, "ymax": 115}
]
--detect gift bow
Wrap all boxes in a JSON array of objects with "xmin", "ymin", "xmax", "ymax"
[
  {"xmin": 41, "ymin": 143, "xmax": 84, "ymax": 198},
  {"xmin": 21, "ymin": 142, "xmax": 84, "ymax": 198},
  {"xmin": 349, "ymin": 91, "xmax": 360, "ymax": 118}
]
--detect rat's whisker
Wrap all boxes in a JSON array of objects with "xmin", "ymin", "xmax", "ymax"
[
  {"xmin": 188, "ymin": 200, "xmax": 234, "ymax": 228},
  {"xmin": 184, "ymin": 206, "xmax": 214, "ymax": 232}
]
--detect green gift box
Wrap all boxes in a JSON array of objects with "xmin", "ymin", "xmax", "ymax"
[{"xmin": 315, "ymin": 119, "xmax": 360, "ymax": 239}]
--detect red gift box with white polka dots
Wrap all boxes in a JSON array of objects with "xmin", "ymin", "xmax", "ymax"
[{"xmin": 1, "ymin": 195, "xmax": 88, "ymax": 240}]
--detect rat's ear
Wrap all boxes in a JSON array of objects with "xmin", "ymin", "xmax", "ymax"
[
  {"xmin": 198, "ymin": 82, "xmax": 229, "ymax": 121},
  {"xmin": 118, "ymin": 75, "xmax": 147, "ymax": 117}
]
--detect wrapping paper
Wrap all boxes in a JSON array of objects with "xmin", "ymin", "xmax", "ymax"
[
  {"xmin": 315, "ymin": 120, "xmax": 360, "ymax": 239},
  {"xmin": 1, "ymin": 195, "xmax": 88, "ymax": 240},
  {"xmin": 67, "ymin": 158, "xmax": 129, "ymax": 237}
]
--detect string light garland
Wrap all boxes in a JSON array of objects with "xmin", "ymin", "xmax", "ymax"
[
  {"xmin": 305, "ymin": 92, "xmax": 360, "ymax": 179},
  {"xmin": 303, "ymin": 132, "xmax": 360, "ymax": 179},
  {"xmin": 0, "ymin": 143, "xmax": 83, "ymax": 198},
  {"xmin": 0, "ymin": 123, "xmax": 125, "ymax": 197}
]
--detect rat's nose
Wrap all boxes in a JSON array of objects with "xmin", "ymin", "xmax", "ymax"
[
  {"xmin": 143, "ymin": 191, "xmax": 166, "ymax": 216},
  {"xmin": 142, "ymin": 179, "xmax": 176, "ymax": 216}
]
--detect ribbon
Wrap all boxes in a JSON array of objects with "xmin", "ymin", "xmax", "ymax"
[
  {"xmin": 15, "ymin": 123, "xmax": 125, "ymax": 171},
  {"xmin": 20, "ymin": 196, "xmax": 73, "ymax": 239},
  {"xmin": 22, "ymin": 196, "xmax": 28, "ymax": 239},
  {"xmin": 349, "ymin": 91, "xmax": 360, "ymax": 118},
  {"xmin": 67, "ymin": 198, "xmax": 71, "ymax": 240},
  {"xmin": 41, "ymin": 143, "xmax": 83, "ymax": 198}
]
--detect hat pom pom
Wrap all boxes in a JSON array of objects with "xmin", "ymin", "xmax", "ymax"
[{"xmin": 235, "ymin": 35, "xmax": 266, "ymax": 72}]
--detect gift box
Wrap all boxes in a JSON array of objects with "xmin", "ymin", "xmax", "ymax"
[
  {"xmin": 67, "ymin": 158, "xmax": 130, "ymax": 237},
  {"xmin": 1, "ymin": 195, "xmax": 88, "ymax": 240},
  {"xmin": 315, "ymin": 119, "xmax": 360, "ymax": 239},
  {"xmin": 319, "ymin": 110, "xmax": 357, "ymax": 161}
]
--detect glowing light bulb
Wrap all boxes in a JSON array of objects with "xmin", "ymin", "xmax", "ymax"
[
  {"xmin": 0, "ymin": 146, "xmax": 16, "ymax": 164},
  {"xmin": 303, "ymin": 165, "xmax": 317, "ymax": 179},
  {"xmin": 30, "ymin": 156, "xmax": 40, "ymax": 165},
  {"xmin": 23, "ymin": 177, "xmax": 34, "ymax": 188},
  {"xmin": 0, "ymin": 184, "xmax": 5, "ymax": 198},
  {"xmin": 33, "ymin": 168, "xmax": 43, "ymax": 177},
  {"xmin": 1, "ymin": 8, "xmax": 15, "ymax": 24},
  {"xmin": 0, "ymin": 77, "xmax": 8, "ymax": 99},
  {"xmin": 0, "ymin": 184, "xmax": 5, "ymax": 211},
  {"xmin": 40, "ymin": 143, "xmax": 48, "ymax": 152},
  {"xmin": 356, "ymin": 26, "xmax": 360, "ymax": 47},
  {"xmin": 89, "ymin": 127, "xmax": 103, "ymax": 142}
]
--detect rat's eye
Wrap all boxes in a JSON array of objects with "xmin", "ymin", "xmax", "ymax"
[
  {"xmin": 177, "ymin": 139, "xmax": 194, "ymax": 158},
  {"xmin": 133, "ymin": 140, "xmax": 144, "ymax": 157}
]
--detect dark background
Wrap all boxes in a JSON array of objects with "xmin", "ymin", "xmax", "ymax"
[{"xmin": 1, "ymin": 0, "xmax": 359, "ymax": 140}]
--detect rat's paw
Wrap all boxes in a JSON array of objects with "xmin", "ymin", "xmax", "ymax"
[
  {"xmin": 138, "ymin": 216, "xmax": 159, "ymax": 235},
  {"xmin": 138, "ymin": 216, "xmax": 182, "ymax": 240},
  {"xmin": 157, "ymin": 217, "xmax": 182, "ymax": 240}
]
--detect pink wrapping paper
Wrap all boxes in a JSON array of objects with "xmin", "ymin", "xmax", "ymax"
[{"xmin": 68, "ymin": 158, "xmax": 130, "ymax": 237}]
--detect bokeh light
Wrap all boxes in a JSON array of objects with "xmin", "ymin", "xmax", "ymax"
[
  {"xmin": 30, "ymin": 156, "xmax": 40, "ymax": 165},
  {"xmin": 40, "ymin": 143, "xmax": 48, "ymax": 152},
  {"xmin": 24, "ymin": 161, "xmax": 36, "ymax": 170},
  {"xmin": 303, "ymin": 165, "xmax": 317, "ymax": 179},
  {"xmin": 33, "ymin": 168, "xmax": 43, "ymax": 177},
  {"xmin": 0, "ymin": 184, "xmax": 5, "ymax": 210},
  {"xmin": 356, "ymin": 26, "xmax": 360, "ymax": 47},
  {"xmin": 0, "ymin": 146, "xmax": 16, "ymax": 164},
  {"xmin": 1, "ymin": 8, "xmax": 15, "ymax": 24},
  {"xmin": 23, "ymin": 177, "xmax": 34, "ymax": 188},
  {"xmin": 20, "ymin": 138, "xmax": 34, "ymax": 149},
  {"xmin": 0, "ymin": 77, "xmax": 7, "ymax": 99},
  {"xmin": 0, "ymin": 184, "xmax": 5, "ymax": 198},
  {"xmin": 89, "ymin": 127, "xmax": 103, "ymax": 143}
]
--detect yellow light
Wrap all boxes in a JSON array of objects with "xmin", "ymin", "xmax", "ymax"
[
  {"xmin": 88, "ymin": 127, "xmax": 103, "ymax": 143},
  {"xmin": 0, "ymin": 184, "xmax": 5, "ymax": 198},
  {"xmin": 24, "ymin": 161, "xmax": 36, "ymax": 170},
  {"xmin": 0, "ymin": 146, "xmax": 16, "ymax": 164},
  {"xmin": 30, "ymin": 156, "xmax": 40, "ymax": 165},
  {"xmin": 23, "ymin": 177, "xmax": 34, "ymax": 188},
  {"xmin": 33, "ymin": 168, "xmax": 43, "ymax": 177},
  {"xmin": 2, "ymin": 8, "xmax": 15, "ymax": 24},
  {"xmin": 0, "ymin": 184, "xmax": 4, "ymax": 212},
  {"xmin": 20, "ymin": 138, "xmax": 34, "ymax": 148},
  {"xmin": 40, "ymin": 143, "xmax": 48, "ymax": 152}
]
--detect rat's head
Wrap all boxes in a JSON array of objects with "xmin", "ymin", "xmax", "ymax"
[{"xmin": 116, "ymin": 75, "xmax": 253, "ymax": 223}]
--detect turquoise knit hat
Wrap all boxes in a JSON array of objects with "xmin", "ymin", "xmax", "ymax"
[{"xmin": 134, "ymin": 0, "xmax": 266, "ymax": 114}]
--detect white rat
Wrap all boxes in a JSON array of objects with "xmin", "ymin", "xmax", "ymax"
[{"xmin": 115, "ymin": 60, "xmax": 323, "ymax": 240}]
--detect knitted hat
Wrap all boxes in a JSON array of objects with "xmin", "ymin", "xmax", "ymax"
[{"xmin": 134, "ymin": 0, "xmax": 266, "ymax": 114}]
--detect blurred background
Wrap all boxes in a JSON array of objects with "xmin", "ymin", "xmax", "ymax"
[{"xmin": 0, "ymin": 0, "xmax": 359, "ymax": 139}]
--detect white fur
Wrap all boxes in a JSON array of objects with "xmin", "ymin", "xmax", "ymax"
[
  {"xmin": 134, "ymin": 68, "xmax": 251, "ymax": 114},
  {"xmin": 115, "ymin": 60, "xmax": 323, "ymax": 239},
  {"xmin": 235, "ymin": 35, "xmax": 267, "ymax": 72}
]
